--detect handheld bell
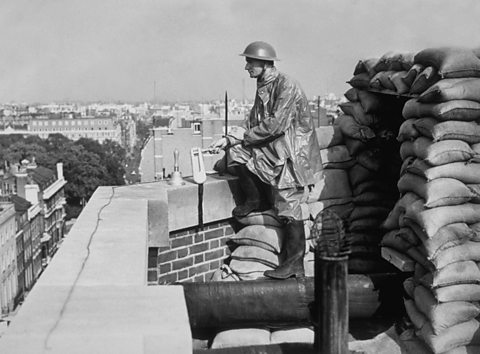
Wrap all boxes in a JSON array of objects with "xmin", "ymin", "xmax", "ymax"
[{"xmin": 168, "ymin": 148, "xmax": 185, "ymax": 186}]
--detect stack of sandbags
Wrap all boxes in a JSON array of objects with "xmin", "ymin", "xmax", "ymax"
[
  {"xmin": 210, "ymin": 327, "xmax": 315, "ymax": 349},
  {"xmin": 349, "ymin": 51, "xmax": 441, "ymax": 96},
  {"xmin": 307, "ymin": 125, "xmax": 355, "ymax": 220},
  {"xmin": 381, "ymin": 47, "xmax": 480, "ymax": 353},
  {"xmin": 223, "ymin": 211, "xmax": 284, "ymax": 281},
  {"xmin": 339, "ymin": 84, "xmax": 403, "ymax": 273}
]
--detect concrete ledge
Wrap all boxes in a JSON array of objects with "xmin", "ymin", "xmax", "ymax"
[
  {"xmin": 165, "ymin": 173, "xmax": 240, "ymax": 232},
  {"xmin": 0, "ymin": 185, "xmax": 192, "ymax": 354}
]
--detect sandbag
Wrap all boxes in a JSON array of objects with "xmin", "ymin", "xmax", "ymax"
[
  {"xmin": 319, "ymin": 145, "xmax": 355, "ymax": 169},
  {"xmin": 350, "ymin": 232, "xmax": 384, "ymax": 246},
  {"xmin": 228, "ymin": 259, "xmax": 274, "ymax": 281},
  {"xmin": 397, "ymin": 119, "xmax": 420, "ymax": 142},
  {"xmin": 344, "ymin": 87, "xmax": 359, "ymax": 102},
  {"xmin": 414, "ymin": 284, "xmax": 480, "ymax": 335},
  {"xmin": 420, "ymin": 261, "xmax": 480, "ymax": 289},
  {"xmin": 405, "ymin": 202, "xmax": 480, "ymax": 237},
  {"xmin": 336, "ymin": 114, "xmax": 375, "ymax": 141},
  {"xmin": 433, "ymin": 284, "xmax": 480, "ymax": 302},
  {"xmin": 357, "ymin": 89, "xmax": 384, "ymax": 114},
  {"xmin": 228, "ymin": 225, "xmax": 284, "ymax": 254},
  {"xmin": 235, "ymin": 209, "xmax": 283, "ymax": 228},
  {"xmin": 211, "ymin": 328, "xmax": 271, "ymax": 349},
  {"xmin": 431, "ymin": 241, "xmax": 480, "ymax": 269},
  {"xmin": 415, "ymin": 119, "xmax": 480, "ymax": 144},
  {"xmin": 399, "ymin": 140, "xmax": 415, "ymax": 160},
  {"xmin": 417, "ymin": 223, "xmax": 479, "ymax": 259},
  {"xmin": 307, "ymin": 169, "xmax": 352, "ymax": 202},
  {"xmin": 352, "ymin": 180, "xmax": 395, "ymax": 196},
  {"xmin": 403, "ymin": 98, "xmax": 480, "ymax": 121},
  {"xmin": 409, "ymin": 66, "xmax": 441, "ymax": 94},
  {"xmin": 404, "ymin": 298, "xmax": 428, "ymax": 330},
  {"xmin": 350, "ymin": 217, "xmax": 385, "ymax": 232},
  {"xmin": 370, "ymin": 70, "xmax": 397, "ymax": 91},
  {"xmin": 414, "ymin": 47, "xmax": 480, "ymax": 78},
  {"xmin": 374, "ymin": 51, "xmax": 414, "ymax": 72},
  {"xmin": 410, "ymin": 137, "xmax": 475, "ymax": 166},
  {"xmin": 382, "ymin": 192, "xmax": 422, "ymax": 230},
  {"xmin": 397, "ymin": 174, "xmax": 475, "ymax": 208},
  {"xmin": 418, "ymin": 319, "xmax": 480, "ymax": 354},
  {"xmin": 353, "ymin": 58, "xmax": 380, "ymax": 77},
  {"xmin": 418, "ymin": 77, "xmax": 480, "ymax": 103},
  {"xmin": 270, "ymin": 327, "xmax": 314, "ymax": 345},
  {"xmin": 348, "ymin": 163, "xmax": 376, "ymax": 188},
  {"xmin": 209, "ymin": 265, "xmax": 241, "ymax": 282},
  {"xmin": 339, "ymin": 101, "xmax": 378, "ymax": 126},
  {"xmin": 350, "ymin": 206, "xmax": 390, "ymax": 221},
  {"xmin": 344, "ymin": 137, "xmax": 367, "ymax": 156},
  {"xmin": 230, "ymin": 245, "xmax": 279, "ymax": 268},
  {"xmin": 402, "ymin": 63, "xmax": 425, "ymax": 87},
  {"xmin": 353, "ymin": 191, "xmax": 397, "ymax": 206},
  {"xmin": 356, "ymin": 149, "xmax": 382, "ymax": 171},
  {"xmin": 348, "ymin": 73, "xmax": 371, "ymax": 89},
  {"xmin": 381, "ymin": 229, "xmax": 415, "ymax": 252},
  {"xmin": 406, "ymin": 160, "xmax": 480, "ymax": 184},
  {"xmin": 390, "ymin": 71, "xmax": 410, "ymax": 94},
  {"xmin": 411, "ymin": 117, "xmax": 437, "ymax": 139},
  {"xmin": 315, "ymin": 125, "xmax": 344, "ymax": 149},
  {"xmin": 404, "ymin": 277, "xmax": 415, "ymax": 298},
  {"xmin": 406, "ymin": 247, "xmax": 434, "ymax": 272}
]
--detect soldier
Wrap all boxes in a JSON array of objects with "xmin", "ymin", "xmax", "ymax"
[{"xmin": 211, "ymin": 41, "xmax": 321, "ymax": 279}]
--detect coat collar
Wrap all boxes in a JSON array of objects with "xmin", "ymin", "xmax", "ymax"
[{"xmin": 257, "ymin": 67, "xmax": 278, "ymax": 88}]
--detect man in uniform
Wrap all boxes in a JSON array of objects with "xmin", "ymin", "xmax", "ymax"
[{"xmin": 211, "ymin": 41, "xmax": 321, "ymax": 279}]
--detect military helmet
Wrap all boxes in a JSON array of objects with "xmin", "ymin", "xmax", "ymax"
[{"xmin": 240, "ymin": 41, "xmax": 279, "ymax": 61}]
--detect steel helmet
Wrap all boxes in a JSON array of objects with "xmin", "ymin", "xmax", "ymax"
[{"xmin": 240, "ymin": 41, "xmax": 279, "ymax": 61}]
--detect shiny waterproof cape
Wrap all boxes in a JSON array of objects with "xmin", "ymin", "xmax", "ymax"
[{"xmin": 239, "ymin": 68, "xmax": 322, "ymax": 189}]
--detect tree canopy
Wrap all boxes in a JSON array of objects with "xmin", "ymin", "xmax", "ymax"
[{"xmin": 0, "ymin": 134, "xmax": 126, "ymax": 211}]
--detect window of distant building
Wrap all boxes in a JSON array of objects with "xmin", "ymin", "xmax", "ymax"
[{"xmin": 193, "ymin": 122, "xmax": 201, "ymax": 134}]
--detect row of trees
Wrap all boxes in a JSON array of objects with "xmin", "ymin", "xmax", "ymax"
[{"xmin": 0, "ymin": 134, "xmax": 127, "ymax": 218}]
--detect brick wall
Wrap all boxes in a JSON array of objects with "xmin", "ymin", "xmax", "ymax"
[{"xmin": 148, "ymin": 220, "xmax": 235, "ymax": 285}]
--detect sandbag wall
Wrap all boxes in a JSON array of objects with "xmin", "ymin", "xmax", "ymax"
[
  {"xmin": 373, "ymin": 47, "xmax": 480, "ymax": 353},
  {"xmin": 342, "ymin": 53, "xmax": 413, "ymax": 274}
]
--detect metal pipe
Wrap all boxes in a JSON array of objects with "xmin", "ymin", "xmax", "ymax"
[{"xmin": 314, "ymin": 255, "xmax": 349, "ymax": 354}]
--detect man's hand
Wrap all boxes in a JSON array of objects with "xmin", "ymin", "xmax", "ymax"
[{"xmin": 209, "ymin": 137, "xmax": 229, "ymax": 153}]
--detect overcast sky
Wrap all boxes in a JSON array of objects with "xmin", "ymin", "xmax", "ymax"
[{"xmin": 1, "ymin": 0, "xmax": 480, "ymax": 103}]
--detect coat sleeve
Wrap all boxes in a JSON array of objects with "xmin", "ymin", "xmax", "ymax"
[{"xmin": 243, "ymin": 81, "xmax": 298, "ymax": 147}]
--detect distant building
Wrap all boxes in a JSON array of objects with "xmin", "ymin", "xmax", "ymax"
[
  {"xmin": 139, "ymin": 116, "xmax": 245, "ymax": 181},
  {"xmin": 9, "ymin": 195, "xmax": 31, "ymax": 304},
  {"xmin": 0, "ymin": 202, "xmax": 17, "ymax": 315},
  {"xmin": 27, "ymin": 117, "xmax": 122, "ymax": 144},
  {"xmin": 0, "ymin": 160, "xmax": 66, "ymax": 268}
]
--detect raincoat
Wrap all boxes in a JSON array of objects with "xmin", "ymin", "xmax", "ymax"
[{"xmin": 229, "ymin": 67, "xmax": 322, "ymax": 190}]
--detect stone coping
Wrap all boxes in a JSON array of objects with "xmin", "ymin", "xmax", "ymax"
[{"xmin": 0, "ymin": 184, "xmax": 195, "ymax": 354}]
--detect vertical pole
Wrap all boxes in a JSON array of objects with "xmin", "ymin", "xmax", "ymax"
[
  {"xmin": 317, "ymin": 95, "xmax": 321, "ymax": 127},
  {"xmin": 224, "ymin": 91, "xmax": 228, "ymax": 137},
  {"xmin": 314, "ymin": 254, "xmax": 349, "ymax": 354}
]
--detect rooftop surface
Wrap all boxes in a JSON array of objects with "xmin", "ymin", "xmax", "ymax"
[{"xmin": 0, "ymin": 183, "xmax": 197, "ymax": 354}]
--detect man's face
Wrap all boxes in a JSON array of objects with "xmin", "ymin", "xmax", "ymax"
[{"xmin": 244, "ymin": 58, "xmax": 265, "ymax": 78}]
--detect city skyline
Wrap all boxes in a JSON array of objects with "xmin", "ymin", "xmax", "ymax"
[{"xmin": 1, "ymin": 0, "xmax": 480, "ymax": 103}]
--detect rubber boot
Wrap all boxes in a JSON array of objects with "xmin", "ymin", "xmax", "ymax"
[
  {"xmin": 232, "ymin": 165, "xmax": 269, "ymax": 217},
  {"xmin": 264, "ymin": 219, "xmax": 305, "ymax": 279}
]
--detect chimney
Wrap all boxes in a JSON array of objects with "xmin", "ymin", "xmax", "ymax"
[
  {"xmin": 56, "ymin": 162, "xmax": 64, "ymax": 180},
  {"xmin": 25, "ymin": 184, "xmax": 39, "ymax": 205}
]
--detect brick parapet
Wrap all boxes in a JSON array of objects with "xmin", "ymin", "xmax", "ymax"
[{"xmin": 149, "ymin": 220, "xmax": 234, "ymax": 285}]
